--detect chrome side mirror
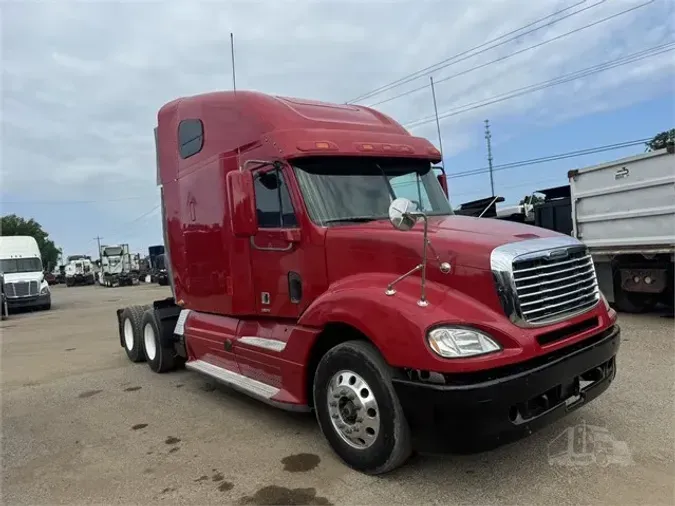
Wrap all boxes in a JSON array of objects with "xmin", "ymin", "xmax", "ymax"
[{"xmin": 388, "ymin": 198, "xmax": 419, "ymax": 231}]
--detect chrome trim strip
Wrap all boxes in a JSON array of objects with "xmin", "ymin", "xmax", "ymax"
[
  {"xmin": 491, "ymin": 235, "xmax": 600, "ymax": 328},
  {"xmin": 239, "ymin": 336, "xmax": 287, "ymax": 352},
  {"xmin": 186, "ymin": 359, "xmax": 280, "ymax": 399}
]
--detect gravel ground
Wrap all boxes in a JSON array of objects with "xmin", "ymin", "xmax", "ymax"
[{"xmin": 1, "ymin": 284, "xmax": 673, "ymax": 505}]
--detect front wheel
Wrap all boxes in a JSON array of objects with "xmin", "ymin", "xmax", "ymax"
[{"xmin": 313, "ymin": 340, "xmax": 412, "ymax": 475}]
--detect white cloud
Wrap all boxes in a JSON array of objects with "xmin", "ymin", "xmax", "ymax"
[{"xmin": 1, "ymin": 0, "xmax": 673, "ymax": 238}]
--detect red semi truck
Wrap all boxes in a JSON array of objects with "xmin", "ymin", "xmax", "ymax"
[{"xmin": 116, "ymin": 90, "xmax": 620, "ymax": 474}]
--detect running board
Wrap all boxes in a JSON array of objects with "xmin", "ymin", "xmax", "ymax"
[{"xmin": 185, "ymin": 359, "xmax": 308, "ymax": 412}]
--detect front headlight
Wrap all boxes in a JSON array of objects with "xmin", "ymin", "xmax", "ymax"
[
  {"xmin": 40, "ymin": 282, "xmax": 50, "ymax": 295},
  {"xmin": 600, "ymin": 291, "xmax": 610, "ymax": 311},
  {"xmin": 427, "ymin": 327, "xmax": 501, "ymax": 358}
]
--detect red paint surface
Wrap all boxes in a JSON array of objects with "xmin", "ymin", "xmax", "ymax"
[{"xmin": 156, "ymin": 90, "xmax": 614, "ymax": 408}]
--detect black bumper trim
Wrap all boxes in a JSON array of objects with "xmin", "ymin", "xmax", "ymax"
[
  {"xmin": 7, "ymin": 292, "xmax": 51, "ymax": 309},
  {"xmin": 392, "ymin": 324, "xmax": 620, "ymax": 454}
]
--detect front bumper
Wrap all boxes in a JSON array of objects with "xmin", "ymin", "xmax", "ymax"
[
  {"xmin": 6, "ymin": 292, "xmax": 51, "ymax": 310},
  {"xmin": 392, "ymin": 324, "xmax": 620, "ymax": 454}
]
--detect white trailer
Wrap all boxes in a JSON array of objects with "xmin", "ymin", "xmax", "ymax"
[
  {"xmin": 100, "ymin": 244, "xmax": 140, "ymax": 287},
  {"xmin": 569, "ymin": 146, "xmax": 674, "ymax": 312}
]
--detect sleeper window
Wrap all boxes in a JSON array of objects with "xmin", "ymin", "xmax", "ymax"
[{"xmin": 178, "ymin": 119, "xmax": 204, "ymax": 159}]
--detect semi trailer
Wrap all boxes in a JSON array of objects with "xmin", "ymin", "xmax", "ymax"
[
  {"xmin": 568, "ymin": 147, "xmax": 674, "ymax": 313},
  {"xmin": 493, "ymin": 147, "xmax": 674, "ymax": 313},
  {"xmin": 116, "ymin": 90, "xmax": 620, "ymax": 474}
]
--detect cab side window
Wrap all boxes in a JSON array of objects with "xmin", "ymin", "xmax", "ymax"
[{"xmin": 254, "ymin": 169, "xmax": 298, "ymax": 228}]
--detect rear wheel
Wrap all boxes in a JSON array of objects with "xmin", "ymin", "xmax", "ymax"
[
  {"xmin": 313, "ymin": 340, "xmax": 412, "ymax": 475},
  {"xmin": 141, "ymin": 309, "xmax": 177, "ymax": 373},
  {"xmin": 121, "ymin": 305, "xmax": 146, "ymax": 362}
]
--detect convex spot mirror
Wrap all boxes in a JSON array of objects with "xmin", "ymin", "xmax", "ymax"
[
  {"xmin": 389, "ymin": 197, "xmax": 419, "ymax": 231},
  {"xmin": 258, "ymin": 171, "xmax": 281, "ymax": 191}
]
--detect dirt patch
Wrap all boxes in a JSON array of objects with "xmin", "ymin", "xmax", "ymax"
[
  {"xmin": 165, "ymin": 436, "xmax": 181, "ymax": 445},
  {"xmin": 132, "ymin": 423, "xmax": 148, "ymax": 430},
  {"xmin": 78, "ymin": 390, "xmax": 103, "ymax": 399},
  {"xmin": 218, "ymin": 481, "xmax": 234, "ymax": 492},
  {"xmin": 124, "ymin": 386, "xmax": 141, "ymax": 392},
  {"xmin": 281, "ymin": 453, "xmax": 320, "ymax": 473},
  {"xmin": 238, "ymin": 486, "xmax": 332, "ymax": 505}
]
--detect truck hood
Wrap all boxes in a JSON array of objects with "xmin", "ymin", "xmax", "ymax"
[
  {"xmin": 2, "ymin": 271, "xmax": 44, "ymax": 284},
  {"xmin": 325, "ymin": 214, "xmax": 562, "ymax": 273}
]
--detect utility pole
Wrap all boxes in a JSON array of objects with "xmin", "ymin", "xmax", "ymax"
[
  {"xmin": 94, "ymin": 236, "xmax": 103, "ymax": 271},
  {"xmin": 484, "ymin": 119, "xmax": 495, "ymax": 197}
]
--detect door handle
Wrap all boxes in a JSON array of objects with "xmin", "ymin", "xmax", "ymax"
[
  {"xmin": 249, "ymin": 237, "xmax": 294, "ymax": 252},
  {"xmin": 224, "ymin": 339, "xmax": 233, "ymax": 351}
]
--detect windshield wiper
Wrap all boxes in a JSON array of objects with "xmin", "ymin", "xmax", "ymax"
[{"xmin": 322, "ymin": 216, "xmax": 383, "ymax": 225}]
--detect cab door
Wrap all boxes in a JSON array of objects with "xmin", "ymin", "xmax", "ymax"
[{"xmin": 248, "ymin": 166, "xmax": 305, "ymax": 318}]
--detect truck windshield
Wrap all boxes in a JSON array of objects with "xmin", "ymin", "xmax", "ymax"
[
  {"xmin": 0, "ymin": 257, "xmax": 43, "ymax": 273},
  {"xmin": 293, "ymin": 157, "xmax": 453, "ymax": 226}
]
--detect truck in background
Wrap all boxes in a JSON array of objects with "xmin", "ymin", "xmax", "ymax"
[
  {"xmin": 147, "ymin": 245, "xmax": 166, "ymax": 283},
  {"xmin": 455, "ymin": 146, "xmax": 674, "ymax": 313},
  {"xmin": 115, "ymin": 90, "xmax": 620, "ymax": 474},
  {"xmin": 64, "ymin": 255, "xmax": 96, "ymax": 286},
  {"xmin": 153, "ymin": 253, "xmax": 169, "ymax": 286},
  {"xmin": 568, "ymin": 146, "xmax": 674, "ymax": 313},
  {"xmin": 100, "ymin": 244, "xmax": 140, "ymax": 287},
  {"xmin": 0, "ymin": 236, "xmax": 51, "ymax": 312},
  {"xmin": 1, "ymin": 273, "xmax": 8, "ymax": 320}
]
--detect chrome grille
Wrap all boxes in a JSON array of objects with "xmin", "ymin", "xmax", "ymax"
[
  {"xmin": 5, "ymin": 281, "xmax": 39, "ymax": 298},
  {"xmin": 512, "ymin": 247, "xmax": 599, "ymax": 325}
]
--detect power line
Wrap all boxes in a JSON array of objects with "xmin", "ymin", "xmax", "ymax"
[
  {"xmin": 446, "ymin": 138, "xmax": 651, "ymax": 180},
  {"xmin": 366, "ymin": 0, "xmax": 655, "ymax": 108},
  {"xmin": 388, "ymin": 137, "xmax": 651, "ymax": 191},
  {"xmin": 346, "ymin": 0, "xmax": 594, "ymax": 103},
  {"xmin": 404, "ymin": 42, "xmax": 674, "ymax": 129},
  {"xmin": 2, "ymin": 195, "xmax": 148, "ymax": 205},
  {"xmin": 89, "ymin": 204, "xmax": 161, "ymax": 244},
  {"xmin": 451, "ymin": 176, "xmax": 566, "ymax": 199}
]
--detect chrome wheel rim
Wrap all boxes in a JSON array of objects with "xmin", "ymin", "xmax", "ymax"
[
  {"xmin": 143, "ymin": 322, "xmax": 157, "ymax": 361},
  {"xmin": 327, "ymin": 370, "xmax": 381, "ymax": 450},
  {"xmin": 123, "ymin": 318, "xmax": 134, "ymax": 351}
]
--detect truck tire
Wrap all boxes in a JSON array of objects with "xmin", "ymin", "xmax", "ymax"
[
  {"xmin": 312, "ymin": 340, "xmax": 412, "ymax": 475},
  {"xmin": 141, "ymin": 309, "xmax": 176, "ymax": 373},
  {"xmin": 121, "ymin": 305, "xmax": 147, "ymax": 362}
]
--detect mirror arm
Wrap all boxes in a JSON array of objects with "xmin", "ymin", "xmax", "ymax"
[
  {"xmin": 418, "ymin": 214, "xmax": 428, "ymax": 306},
  {"xmin": 386, "ymin": 213, "xmax": 430, "ymax": 307},
  {"xmin": 385, "ymin": 264, "xmax": 423, "ymax": 296}
]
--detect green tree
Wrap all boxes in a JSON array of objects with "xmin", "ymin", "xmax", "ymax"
[
  {"xmin": 645, "ymin": 128, "xmax": 674, "ymax": 151},
  {"xmin": 519, "ymin": 194, "xmax": 545, "ymax": 206},
  {"xmin": 0, "ymin": 214, "xmax": 62, "ymax": 270}
]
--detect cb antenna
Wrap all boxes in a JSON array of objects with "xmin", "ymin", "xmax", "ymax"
[
  {"xmin": 230, "ymin": 32, "xmax": 237, "ymax": 92},
  {"xmin": 231, "ymin": 32, "xmax": 242, "ymax": 170}
]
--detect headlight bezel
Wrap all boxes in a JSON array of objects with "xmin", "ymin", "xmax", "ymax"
[
  {"xmin": 426, "ymin": 325, "xmax": 503, "ymax": 359},
  {"xmin": 40, "ymin": 281, "xmax": 50, "ymax": 295}
]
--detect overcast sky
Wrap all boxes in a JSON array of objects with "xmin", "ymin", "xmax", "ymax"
[{"xmin": 1, "ymin": 0, "xmax": 673, "ymax": 261}]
